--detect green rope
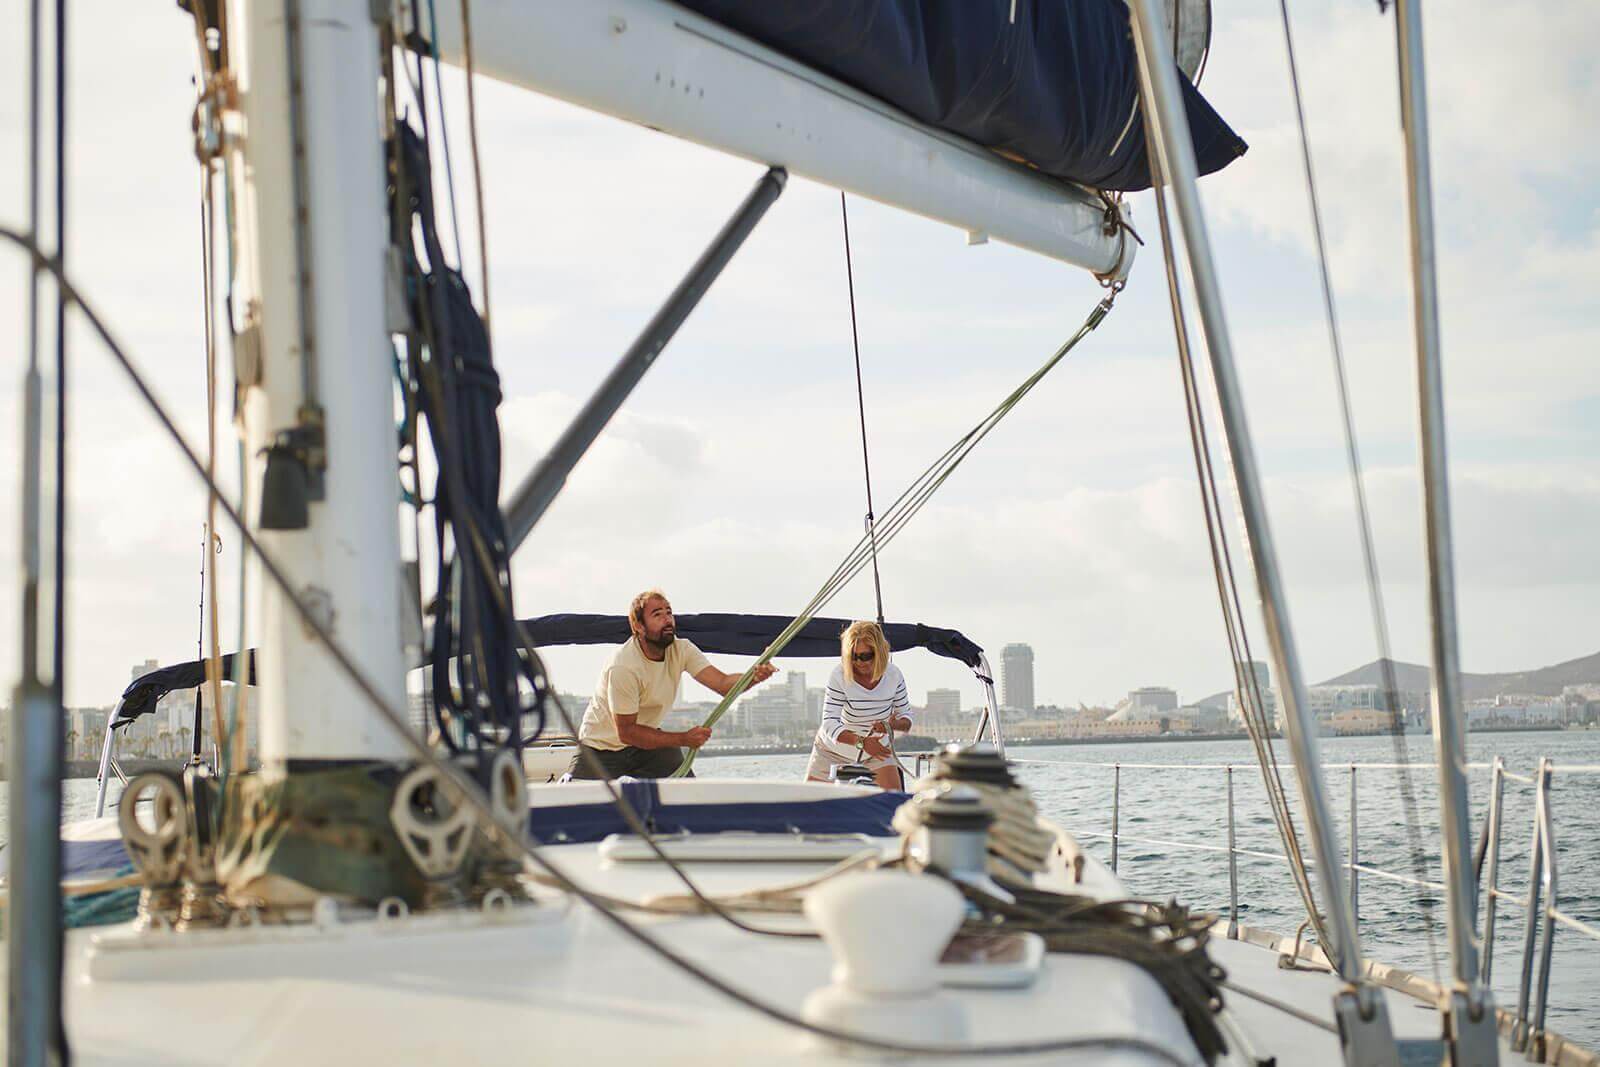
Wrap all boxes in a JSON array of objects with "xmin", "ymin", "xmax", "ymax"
[{"xmin": 673, "ymin": 289, "xmax": 1119, "ymax": 776}]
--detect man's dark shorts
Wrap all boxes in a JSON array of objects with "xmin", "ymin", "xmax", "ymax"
[{"xmin": 567, "ymin": 744, "xmax": 695, "ymax": 780}]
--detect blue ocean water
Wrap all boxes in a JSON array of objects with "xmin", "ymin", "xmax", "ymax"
[
  {"xmin": 8, "ymin": 729, "xmax": 1596, "ymax": 1048},
  {"xmin": 702, "ymin": 730, "xmax": 1600, "ymax": 1049}
]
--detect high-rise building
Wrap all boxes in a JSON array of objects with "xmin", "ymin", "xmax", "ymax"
[
  {"xmin": 1000, "ymin": 644, "xmax": 1035, "ymax": 713},
  {"xmin": 786, "ymin": 671, "xmax": 807, "ymax": 705},
  {"xmin": 1246, "ymin": 660, "xmax": 1270, "ymax": 697},
  {"xmin": 131, "ymin": 658, "xmax": 160, "ymax": 683}
]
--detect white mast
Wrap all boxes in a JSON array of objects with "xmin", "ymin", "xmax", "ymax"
[{"xmin": 227, "ymin": 0, "xmax": 408, "ymax": 763}]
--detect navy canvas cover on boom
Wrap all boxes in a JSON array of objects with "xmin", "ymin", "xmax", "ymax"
[
  {"xmin": 678, "ymin": 0, "xmax": 1246, "ymax": 192},
  {"xmin": 110, "ymin": 614, "xmax": 983, "ymax": 728}
]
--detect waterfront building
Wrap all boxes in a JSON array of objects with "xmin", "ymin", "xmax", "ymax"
[
  {"xmin": 1128, "ymin": 686, "xmax": 1178, "ymax": 713},
  {"xmin": 925, "ymin": 688, "xmax": 963, "ymax": 722},
  {"xmin": 1001, "ymin": 644, "xmax": 1035, "ymax": 713}
]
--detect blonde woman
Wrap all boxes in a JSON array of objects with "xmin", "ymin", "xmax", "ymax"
[{"xmin": 805, "ymin": 620, "xmax": 912, "ymax": 790}]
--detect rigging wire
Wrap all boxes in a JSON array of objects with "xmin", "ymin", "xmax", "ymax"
[
  {"xmin": 197, "ymin": 159, "xmax": 227, "ymax": 765},
  {"xmin": 1137, "ymin": 92, "xmax": 1338, "ymax": 962},
  {"xmin": 1274, "ymin": 0, "xmax": 1439, "ymax": 979},
  {"xmin": 675, "ymin": 287, "xmax": 1121, "ymax": 776},
  {"xmin": 6, "ymin": 230, "xmax": 1197, "ymax": 1066},
  {"xmin": 50, "ymin": 0, "xmax": 68, "ymax": 727},
  {"xmin": 839, "ymin": 192, "xmax": 885, "ymax": 626},
  {"xmin": 1149, "ymin": 174, "xmax": 1336, "ymax": 966},
  {"xmin": 457, "ymin": 0, "xmax": 492, "ymax": 336},
  {"xmin": 422, "ymin": 0, "xmax": 467, "ymax": 272}
]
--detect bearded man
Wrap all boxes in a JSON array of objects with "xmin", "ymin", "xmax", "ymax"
[{"xmin": 568, "ymin": 589, "xmax": 777, "ymax": 779}]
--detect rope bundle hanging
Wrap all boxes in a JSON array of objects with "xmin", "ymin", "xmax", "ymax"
[
  {"xmin": 395, "ymin": 112, "xmax": 545, "ymax": 764},
  {"xmin": 674, "ymin": 286, "xmax": 1121, "ymax": 776}
]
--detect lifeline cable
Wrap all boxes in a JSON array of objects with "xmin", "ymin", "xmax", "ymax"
[
  {"xmin": 839, "ymin": 192, "xmax": 885, "ymax": 626},
  {"xmin": 4, "ymin": 226, "xmax": 1200, "ymax": 1066},
  {"xmin": 1275, "ymin": 0, "xmax": 1439, "ymax": 979},
  {"xmin": 674, "ymin": 287, "xmax": 1120, "ymax": 776}
]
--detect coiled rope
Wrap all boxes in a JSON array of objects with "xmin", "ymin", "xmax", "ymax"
[{"xmin": 673, "ymin": 286, "xmax": 1122, "ymax": 776}]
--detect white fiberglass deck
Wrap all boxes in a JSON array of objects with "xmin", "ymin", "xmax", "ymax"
[{"xmin": 17, "ymin": 779, "xmax": 1546, "ymax": 1065}]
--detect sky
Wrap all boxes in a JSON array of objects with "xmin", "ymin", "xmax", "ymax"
[{"xmin": 1, "ymin": 0, "xmax": 1596, "ymax": 718}]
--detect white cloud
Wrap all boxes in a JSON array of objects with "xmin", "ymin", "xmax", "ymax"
[{"xmin": 0, "ymin": 0, "xmax": 1594, "ymax": 719}]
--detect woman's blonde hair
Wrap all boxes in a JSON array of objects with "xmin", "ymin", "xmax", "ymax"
[{"xmin": 840, "ymin": 620, "xmax": 891, "ymax": 686}]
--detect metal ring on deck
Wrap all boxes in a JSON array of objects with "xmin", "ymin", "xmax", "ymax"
[
  {"xmin": 118, "ymin": 772, "xmax": 189, "ymax": 886},
  {"xmin": 390, "ymin": 763, "xmax": 475, "ymax": 880}
]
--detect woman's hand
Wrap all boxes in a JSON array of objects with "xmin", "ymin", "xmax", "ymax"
[{"xmin": 863, "ymin": 736, "xmax": 892, "ymax": 760}]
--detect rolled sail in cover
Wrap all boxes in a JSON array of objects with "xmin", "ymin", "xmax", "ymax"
[{"xmin": 677, "ymin": 0, "xmax": 1245, "ymax": 192}]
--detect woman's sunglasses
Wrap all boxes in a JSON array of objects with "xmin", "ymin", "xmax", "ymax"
[{"xmin": 851, "ymin": 651, "xmax": 875, "ymax": 662}]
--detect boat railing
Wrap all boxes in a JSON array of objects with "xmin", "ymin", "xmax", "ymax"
[
  {"xmin": 988, "ymin": 754, "xmax": 1599, "ymax": 1062},
  {"xmin": 964, "ymin": 654, "xmax": 1007, "ymax": 758}
]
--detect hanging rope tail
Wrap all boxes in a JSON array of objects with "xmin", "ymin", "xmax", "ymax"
[
  {"xmin": 673, "ymin": 287, "xmax": 1121, "ymax": 776},
  {"xmin": 840, "ymin": 192, "xmax": 886, "ymax": 626}
]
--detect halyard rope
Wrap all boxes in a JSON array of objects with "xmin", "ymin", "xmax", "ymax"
[{"xmin": 672, "ymin": 287, "xmax": 1121, "ymax": 776}]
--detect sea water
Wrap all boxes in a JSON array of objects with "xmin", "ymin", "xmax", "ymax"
[
  {"xmin": 702, "ymin": 729, "xmax": 1600, "ymax": 1047},
  {"xmin": 5, "ymin": 729, "xmax": 1597, "ymax": 1046}
]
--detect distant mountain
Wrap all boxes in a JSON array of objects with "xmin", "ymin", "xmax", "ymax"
[{"xmin": 1317, "ymin": 650, "xmax": 1600, "ymax": 700}]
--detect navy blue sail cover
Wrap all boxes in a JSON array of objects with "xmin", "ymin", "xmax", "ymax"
[
  {"xmin": 111, "ymin": 614, "xmax": 983, "ymax": 727},
  {"xmin": 528, "ymin": 781, "xmax": 910, "ymax": 845},
  {"xmin": 520, "ymin": 613, "xmax": 983, "ymax": 667},
  {"xmin": 677, "ymin": 0, "xmax": 1245, "ymax": 192}
]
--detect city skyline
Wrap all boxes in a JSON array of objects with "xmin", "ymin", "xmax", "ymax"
[{"xmin": 3, "ymin": 2, "xmax": 1595, "ymax": 720}]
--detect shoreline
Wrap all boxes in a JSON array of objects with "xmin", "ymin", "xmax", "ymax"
[
  {"xmin": 695, "ymin": 723, "xmax": 1570, "ymax": 760},
  {"xmin": 30, "ymin": 724, "xmax": 1576, "ymax": 779}
]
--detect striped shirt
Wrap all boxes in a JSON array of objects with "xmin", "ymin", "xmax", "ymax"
[{"xmin": 816, "ymin": 663, "xmax": 911, "ymax": 757}]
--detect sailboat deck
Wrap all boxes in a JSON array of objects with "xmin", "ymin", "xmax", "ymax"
[{"xmin": 36, "ymin": 777, "xmax": 1554, "ymax": 1067}]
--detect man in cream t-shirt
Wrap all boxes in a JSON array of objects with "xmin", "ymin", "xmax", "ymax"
[{"xmin": 569, "ymin": 589, "xmax": 777, "ymax": 779}]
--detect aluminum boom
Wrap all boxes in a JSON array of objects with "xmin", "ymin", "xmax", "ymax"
[{"xmin": 409, "ymin": 0, "xmax": 1133, "ymax": 279}]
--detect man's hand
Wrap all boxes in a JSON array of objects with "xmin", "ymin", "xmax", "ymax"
[
  {"xmin": 682, "ymin": 725, "xmax": 713, "ymax": 749},
  {"xmin": 862, "ymin": 736, "xmax": 892, "ymax": 760},
  {"xmin": 751, "ymin": 663, "xmax": 777, "ymax": 684}
]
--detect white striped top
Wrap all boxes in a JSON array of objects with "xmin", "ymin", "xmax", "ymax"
[{"xmin": 816, "ymin": 663, "xmax": 911, "ymax": 757}]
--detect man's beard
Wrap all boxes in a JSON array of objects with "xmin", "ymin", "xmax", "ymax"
[{"xmin": 643, "ymin": 626, "xmax": 676, "ymax": 651}]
